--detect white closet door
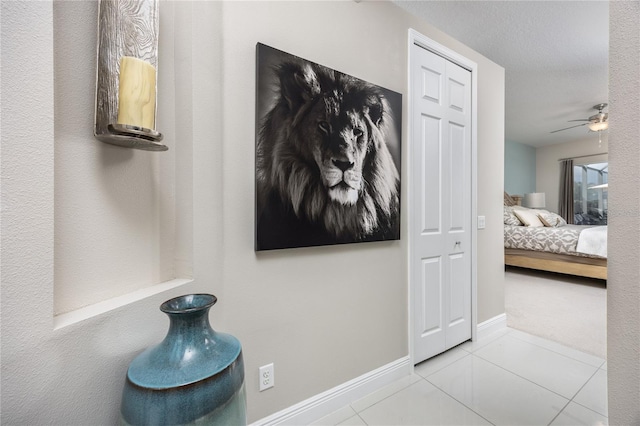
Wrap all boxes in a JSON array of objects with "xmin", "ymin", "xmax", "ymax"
[{"xmin": 411, "ymin": 42, "xmax": 472, "ymax": 364}]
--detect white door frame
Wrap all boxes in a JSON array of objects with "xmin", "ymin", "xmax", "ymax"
[{"xmin": 407, "ymin": 29, "xmax": 478, "ymax": 367}]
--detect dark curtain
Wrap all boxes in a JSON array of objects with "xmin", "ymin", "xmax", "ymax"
[{"xmin": 559, "ymin": 159, "xmax": 574, "ymax": 224}]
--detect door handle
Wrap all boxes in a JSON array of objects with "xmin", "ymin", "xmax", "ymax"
[{"xmin": 455, "ymin": 241, "xmax": 461, "ymax": 247}]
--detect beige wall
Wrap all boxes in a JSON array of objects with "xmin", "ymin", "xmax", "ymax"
[
  {"xmin": 536, "ymin": 137, "xmax": 608, "ymax": 214},
  {"xmin": 216, "ymin": 2, "xmax": 506, "ymax": 419},
  {"xmin": 475, "ymin": 52, "xmax": 506, "ymax": 321},
  {"xmin": 607, "ymin": 1, "xmax": 640, "ymax": 424},
  {"xmin": 1, "ymin": 1, "xmax": 505, "ymax": 423}
]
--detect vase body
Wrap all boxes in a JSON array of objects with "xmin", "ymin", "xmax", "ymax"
[{"xmin": 120, "ymin": 294, "xmax": 246, "ymax": 425}]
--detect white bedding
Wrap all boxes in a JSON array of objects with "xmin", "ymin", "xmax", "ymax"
[{"xmin": 576, "ymin": 226, "xmax": 608, "ymax": 258}]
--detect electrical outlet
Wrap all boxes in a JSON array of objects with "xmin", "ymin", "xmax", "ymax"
[
  {"xmin": 477, "ymin": 215, "xmax": 486, "ymax": 229},
  {"xmin": 259, "ymin": 363, "xmax": 274, "ymax": 391}
]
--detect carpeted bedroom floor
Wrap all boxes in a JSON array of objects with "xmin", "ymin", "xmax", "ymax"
[{"xmin": 505, "ymin": 266, "xmax": 607, "ymax": 359}]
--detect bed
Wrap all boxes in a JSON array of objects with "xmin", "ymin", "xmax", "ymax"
[{"xmin": 503, "ymin": 193, "xmax": 607, "ymax": 280}]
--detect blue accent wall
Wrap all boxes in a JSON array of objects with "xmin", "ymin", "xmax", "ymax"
[{"xmin": 504, "ymin": 140, "xmax": 536, "ymax": 196}]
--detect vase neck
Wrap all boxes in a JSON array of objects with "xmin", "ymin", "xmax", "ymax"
[
  {"xmin": 159, "ymin": 294, "xmax": 218, "ymax": 342},
  {"xmin": 165, "ymin": 309, "xmax": 214, "ymax": 336}
]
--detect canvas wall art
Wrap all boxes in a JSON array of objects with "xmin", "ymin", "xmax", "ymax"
[{"xmin": 255, "ymin": 43, "xmax": 402, "ymax": 251}]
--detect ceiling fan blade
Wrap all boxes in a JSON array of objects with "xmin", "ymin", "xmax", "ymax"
[
  {"xmin": 567, "ymin": 119, "xmax": 590, "ymax": 122},
  {"xmin": 550, "ymin": 123, "xmax": 588, "ymax": 133}
]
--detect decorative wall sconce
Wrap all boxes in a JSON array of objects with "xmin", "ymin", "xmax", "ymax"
[{"xmin": 94, "ymin": 0, "xmax": 167, "ymax": 151}]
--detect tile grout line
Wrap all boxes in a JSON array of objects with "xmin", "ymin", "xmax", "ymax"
[
  {"xmin": 546, "ymin": 399, "xmax": 573, "ymax": 426},
  {"xmin": 430, "ymin": 336, "xmax": 608, "ymax": 424},
  {"xmin": 566, "ymin": 367, "xmax": 609, "ymax": 418},
  {"xmin": 354, "ymin": 412, "xmax": 368, "ymax": 425},
  {"xmin": 508, "ymin": 328, "xmax": 605, "ymax": 363},
  {"xmin": 483, "ymin": 355, "xmax": 608, "ymax": 420},
  {"xmin": 348, "ymin": 378, "xmax": 419, "ymax": 416},
  {"xmin": 569, "ymin": 400, "xmax": 609, "ymax": 419},
  {"xmin": 422, "ymin": 375, "xmax": 497, "ymax": 426},
  {"xmin": 468, "ymin": 351, "xmax": 577, "ymax": 402},
  {"xmin": 352, "ymin": 363, "xmax": 496, "ymax": 426},
  {"xmin": 425, "ymin": 350, "xmax": 572, "ymax": 424},
  {"xmin": 459, "ymin": 329, "xmax": 514, "ymax": 354},
  {"xmin": 418, "ymin": 351, "xmax": 506, "ymax": 426},
  {"xmin": 414, "ymin": 349, "xmax": 472, "ymax": 380},
  {"xmin": 507, "ymin": 329, "xmax": 606, "ymax": 368},
  {"xmin": 567, "ymin": 367, "xmax": 602, "ymax": 401},
  {"xmin": 415, "ymin": 328, "xmax": 605, "ymax": 425},
  {"xmin": 418, "ymin": 333, "xmax": 569, "ymax": 425}
]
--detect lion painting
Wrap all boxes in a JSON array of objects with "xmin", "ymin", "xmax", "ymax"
[{"xmin": 256, "ymin": 44, "xmax": 401, "ymax": 251}]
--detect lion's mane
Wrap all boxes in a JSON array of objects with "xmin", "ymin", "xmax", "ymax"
[{"xmin": 256, "ymin": 60, "xmax": 400, "ymax": 250}]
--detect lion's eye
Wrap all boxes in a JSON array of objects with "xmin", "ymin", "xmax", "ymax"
[
  {"xmin": 353, "ymin": 128, "xmax": 364, "ymax": 137},
  {"xmin": 318, "ymin": 121, "xmax": 330, "ymax": 134}
]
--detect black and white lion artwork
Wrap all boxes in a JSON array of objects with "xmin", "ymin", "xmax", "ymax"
[{"xmin": 255, "ymin": 43, "xmax": 402, "ymax": 251}]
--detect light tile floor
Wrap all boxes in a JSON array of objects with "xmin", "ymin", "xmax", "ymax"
[{"xmin": 312, "ymin": 328, "xmax": 608, "ymax": 426}]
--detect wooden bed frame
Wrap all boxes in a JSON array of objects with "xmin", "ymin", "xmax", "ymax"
[{"xmin": 505, "ymin": 252, "xmax": 607, "ymax": 280}]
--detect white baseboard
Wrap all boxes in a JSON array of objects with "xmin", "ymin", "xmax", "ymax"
[
  {"xmin": 251, "ymin": 356, "xmax": 411, "ymax": 426},
  {"xmin": 477, "ymin": 312, "xmax": 507, "ymax": 339},
  {"xmin": 251, "ymin": 316, "xmax": 505, "ymax": 425}
]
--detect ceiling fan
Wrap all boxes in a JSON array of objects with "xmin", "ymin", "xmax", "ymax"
[{"xmin": 550, "ymin": 103, "xmax": 609, "ymax": 134}]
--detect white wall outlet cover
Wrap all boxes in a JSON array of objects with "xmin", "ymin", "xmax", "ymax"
[{"xmin": 259, "ymin": 363, "xmax": 274, "ymax": 391}]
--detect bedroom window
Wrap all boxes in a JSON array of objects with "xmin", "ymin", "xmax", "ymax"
[{"xmin": 573, "ymin": 162, "xmax": 608, "ymax": 225}]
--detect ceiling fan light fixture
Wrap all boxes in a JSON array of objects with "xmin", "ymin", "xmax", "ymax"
[
  {"xmin": 588, "ymin": 121, "xmax": 608, "ymax": 132},
  {"xmin": 550, "ymin": 103, "xmax": 609, "ymax": 135}
]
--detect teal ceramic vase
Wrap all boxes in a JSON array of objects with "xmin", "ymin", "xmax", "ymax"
[{"xmin": 120, "ymin": 294, "xmax": 246, "ymax": 425}]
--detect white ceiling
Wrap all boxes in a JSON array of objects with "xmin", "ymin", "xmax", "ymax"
[{"xmin": 394, "ymin": 0, "xmax": 609, "ymax": 147}]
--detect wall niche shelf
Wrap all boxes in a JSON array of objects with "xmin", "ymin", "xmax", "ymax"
[
  {"xmin": 54, "ymin": 0, "xmax": 194, "ymax": 319},
  {"xmin": 94, "ymin": 0, "xmax": 167, "ymax": 152}
]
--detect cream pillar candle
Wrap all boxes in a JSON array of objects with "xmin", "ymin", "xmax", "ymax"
[{"xmin": 117, "ymin": 56, "xmax": 156, "ymax": 130}]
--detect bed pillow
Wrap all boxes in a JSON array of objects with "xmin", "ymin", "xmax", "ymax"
[
  {"xmin": 538, "ymin": 212, "xmax": 567, "ymax": 227},
  {"xmin": 504, "ymin": 192, "xmax": 517, "ymax": 207},
  {"xmin": 504, "ymin": 206, "xmax": 523, "ymax": 226},
  {"xmin": 513, "ymin": 208, "xmax": 545, "ymax": 227}
]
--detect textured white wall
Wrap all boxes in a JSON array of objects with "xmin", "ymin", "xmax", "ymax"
[
  {"xmin": 1, "ymin": 1, "xmax": 504, "ymax": 423},
  {"xmin": 536, "ymin": 137, "xmax": 608, "ymax": 214},
  {"xmin": 1, "ymin": 2, "xmax": 217, "ymax": 423},
  {"xmin": 53, "ymin": 1, "xmax": 184, "ymax": 315},
  {"xmin": 608, "ymin": 2, "xmax": 640, "ymax": 424}
]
